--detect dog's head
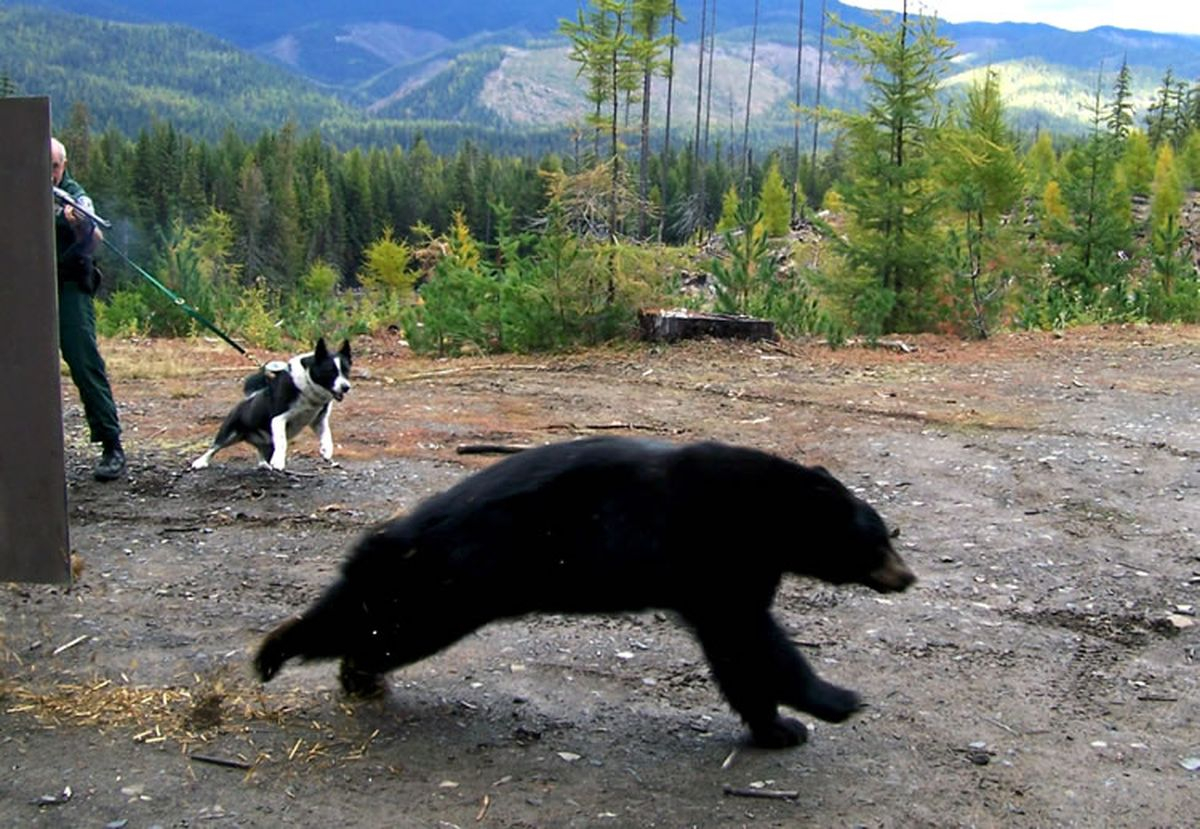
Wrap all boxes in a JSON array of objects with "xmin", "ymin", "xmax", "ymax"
[{"xmin": 306, "ymin": 337, "xmax": 353, "ymax": 401}]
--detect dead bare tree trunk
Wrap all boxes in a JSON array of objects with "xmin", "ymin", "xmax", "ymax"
[
  {"xmin": 808, "ymin": 0, "xmax": 827, "ymax": 204},
  {"xmin": 741, "ymin": 0, "xmax": 759, "ymax": 191},
  {"xmin": 659, "ymin": 0, "xmax": 678, "ymax": 241},
  {"xmin": 791, "ymin": 0, "xmax": 806, "ymax": 221},
  {"xmin": 703, "ymin": 0, "xmax": 717, "ymax": 160},
  {"xmin": 692, "ymin": 0, "xmax": 708, "ymax": 206}
]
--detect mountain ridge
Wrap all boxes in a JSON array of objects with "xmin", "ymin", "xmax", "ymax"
[{"xmin": 5, "ymin": 1, "xmax": 1197, "ymax": 147}]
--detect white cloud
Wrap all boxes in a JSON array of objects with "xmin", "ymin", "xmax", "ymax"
[{"xmin": 840, "ymin": 1, "xmax": 1200, "ymax": 36}]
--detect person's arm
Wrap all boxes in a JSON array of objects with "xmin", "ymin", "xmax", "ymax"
[{"xmin": 60, "ymin": 176, "xmax": 103, "ymax": 253}]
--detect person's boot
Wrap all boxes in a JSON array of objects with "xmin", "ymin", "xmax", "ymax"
[{"xmin": 94, "ymin": 440, "xmax": 126, "ymax": 482}]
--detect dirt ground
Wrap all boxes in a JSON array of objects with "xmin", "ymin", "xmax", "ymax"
[{"xmin": 2, "ymin": 325, "xmax": 1198, "ymax": 828}]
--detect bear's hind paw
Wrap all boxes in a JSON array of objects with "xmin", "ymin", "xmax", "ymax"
[
  {"xmin": 749, "ymin": 716, "xmax": 809, "ymax": 749},
  {"xmin": 339, "ymin": 661, "xmax": 387, "ymax": 699}
]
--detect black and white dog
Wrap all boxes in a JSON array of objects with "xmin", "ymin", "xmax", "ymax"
[{"xmin": 192, "ymin": 338, "xmax": 352, "ymax": 471}]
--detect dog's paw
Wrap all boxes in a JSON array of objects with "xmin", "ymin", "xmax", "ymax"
[
  {"xmin": 191, "ymin": 455, "xmax": 210, "ymax": 470},
  {"xmin": 269, "ymin": 456, "xmax": 287, "ymax": 471}
]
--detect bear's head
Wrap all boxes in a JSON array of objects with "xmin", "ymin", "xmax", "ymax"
[{"xmin": 795, "ymin": 466, "xmax": 917, "ymax": 593}]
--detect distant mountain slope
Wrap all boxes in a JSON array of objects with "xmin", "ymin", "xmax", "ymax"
[
  {"xmin": 3, "ymin": 0, "xmax": 870, "ymax": 45},
  {"xmin": 0, "ymin": 6, "xmax": 354, "ymax": 138}
]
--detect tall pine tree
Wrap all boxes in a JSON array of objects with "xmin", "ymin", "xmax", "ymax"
[{"xmin": 826, "ymin": 5, "xmax": 953, "ymax": 333}]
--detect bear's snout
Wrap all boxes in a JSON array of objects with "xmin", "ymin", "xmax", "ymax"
[{"xmin": 864, "ymin": 548, "xmax": 917, "ymax": 592}]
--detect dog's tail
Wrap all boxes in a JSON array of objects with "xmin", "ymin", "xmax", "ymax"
[{"xmin": 242, "ymin": 371, "xmax": 269, "ymax": 397}]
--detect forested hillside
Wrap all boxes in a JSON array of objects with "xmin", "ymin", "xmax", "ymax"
[{"xmin": 0, "ymin": 7, "xmax": 353, "ymax": 139}]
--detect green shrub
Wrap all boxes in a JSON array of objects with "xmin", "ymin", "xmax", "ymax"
[{"xmin": 96, "ymin": 289, "xmax": 150, "ymax": 338}]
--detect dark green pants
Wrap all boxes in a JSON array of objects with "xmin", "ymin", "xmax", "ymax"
[{"xmin": 58, "ymin": 281, "xmax": 121, "ymax": 446}]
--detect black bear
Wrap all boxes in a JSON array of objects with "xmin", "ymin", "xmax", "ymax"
[{"xmin": 255, "ymin": 437, "xmax": 915, "ymax": 748}]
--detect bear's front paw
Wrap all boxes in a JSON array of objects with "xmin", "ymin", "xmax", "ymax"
[
  {"xmin": 749, "ymin": 716, "xmax": 809, "ymax": 749},
  {"xmin": 806, "ymin": 684, "xmax": 862, "ymax": 723}
]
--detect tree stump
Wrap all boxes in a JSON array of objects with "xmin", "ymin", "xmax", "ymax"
[{"xmin": 638, "ymin": 309, "xmax": 776, "ymax": 343}]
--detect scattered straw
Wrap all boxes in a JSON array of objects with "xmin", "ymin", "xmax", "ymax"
[{"xmin": 2, "ymin": 677, "xmax": 381, "ymax": 769}]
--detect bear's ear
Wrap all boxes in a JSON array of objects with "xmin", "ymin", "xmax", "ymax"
[{"xmin": 889, "ymin": 525, "xmax": 901, "ymax": 539}]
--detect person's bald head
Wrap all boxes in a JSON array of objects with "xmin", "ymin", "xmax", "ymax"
[{"xmin": 50, "ymin": 137, "xmax": 67, "ymax": 185}]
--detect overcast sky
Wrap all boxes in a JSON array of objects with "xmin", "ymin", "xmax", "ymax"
[{"xmin": 841, "ymin": 1, "xmax": 1200, "ymax": 36}]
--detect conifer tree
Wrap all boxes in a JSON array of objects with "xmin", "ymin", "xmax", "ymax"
[
  {"xmin": 716, "ymin": 183, "xmax": 741, "ymax": 232},
  {"xmin": 1107, "ymin": 58, "xmax": 1135, "ymax": 141},
  {"xmin": 62, "ymin": 101, "xmax": 93, "ymax": 182},
  {"xmin": 235, "ymin": 157, "xmax": 269, "ymax": 284},
  {"xmin": 1146, "ymin": 69, "xmax": 1178, "ymax": 147},
  {"xmin": 1047, "ymin": 77, "xmax": 1133, "ymax": 307},
  {"xmin": 1025, "ymin": 131, "xmax": 1057, "ymax": 198},
  {"xmin": 827, "ymin": 6, "xmax": 953, "ymax": 333},
  {"xmin": 939, "ymin": 68, "xmax": 1024, "ymax": 337},
  {"xmin": 759, "ymin": 159, "xmax": 790, "ymax": 237},
  {"xmin": 1148, "ymin": 143, "xmax": 1183, "ymax": 237},
  {"xmin": 1181, "ymin": 128, "xmax": 1200, "ymax": 188},
  {"xmin": 358, "ymin": 227, "xmax": 415, "ymax": 294},
  {"xmin": 1041, "ymin": 180, "xmax": 1067, "ymax": 224},
  {"xmin": 1120, "ymin": 130, "xmax": 1155, "ymax": 197}
]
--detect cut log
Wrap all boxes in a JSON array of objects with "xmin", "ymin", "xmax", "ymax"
[{"xmin": 638, "ymin": 309, "xmax": 776, "ymax": 343}]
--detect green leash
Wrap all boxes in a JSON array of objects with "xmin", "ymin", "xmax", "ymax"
[{"xmin": 100, "ymin": 236, "xmax": 260, "ymax": 366}]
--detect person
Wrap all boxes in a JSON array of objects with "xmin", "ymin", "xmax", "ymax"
[{"xmin": 51, "ymin": 136, "xmax": 125, "ymax": 481}]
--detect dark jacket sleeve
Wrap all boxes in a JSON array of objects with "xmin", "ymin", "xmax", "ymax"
[{"xmin": 55, "ymin": 174, "xmax": 97, "ymax": 291}]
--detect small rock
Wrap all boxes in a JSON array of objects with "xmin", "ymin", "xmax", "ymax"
[{"xmin": 1166, "ymin": 614, "xmax": 1195, "ymax": 630}]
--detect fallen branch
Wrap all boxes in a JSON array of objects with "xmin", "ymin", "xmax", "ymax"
[
  {"xmin": 388, "ymin": 364, "xmax": 554, "ymax": 383},
  {"xmin": 981, "ymin": 715, "xmax": 1017, "ymax": 735},
  {"xmin": 190, "ymin": 753, "xmax": 252, "ymax": 771},
  {"xmin": 456, "ymin": 444, "xmax": 533, "ymax": 455},
  {"xmin": 547, "ymin": 421, "xmax": 673, "ymax": 434},
  {"xmin": 52, "ymin": 635, "xmax": 89, "ymax": 656},
  {"xmin": 844, "ymin": 337, "xmax": 918, "ymax": 353},
  {"xmin": 722, "ymin": 784, "xmax": 799, "ymax": 801}
]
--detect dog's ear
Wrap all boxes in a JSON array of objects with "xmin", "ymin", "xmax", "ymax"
[
  {"xmin": 314, "ymin": 337, "xmax": 329, "ymax": 358},
  {"xmin": 339, "ymin": 339, "xmax": 352, "ymax": 361}
]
